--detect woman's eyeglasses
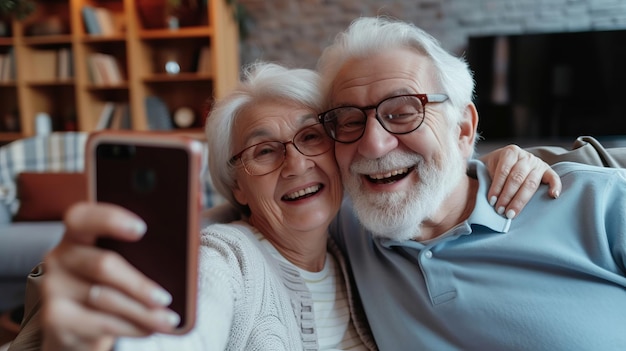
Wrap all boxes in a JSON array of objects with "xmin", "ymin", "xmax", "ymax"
[{"xmin": 229, "ymin": 123, "xmax": 333, "ymax": 176}]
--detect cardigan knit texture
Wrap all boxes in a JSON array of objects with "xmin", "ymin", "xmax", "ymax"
[{"xmin": 116, "ymin": 221, "xmax": 376, "ymax": 351}]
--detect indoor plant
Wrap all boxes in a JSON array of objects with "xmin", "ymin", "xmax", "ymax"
[
  {"xmin": 0, "ymin": 0, "xmax": 35, "ymax": 36},
  {"xmin": 0, "ymin": 0, "xmax": 36, "ymax": 20}
]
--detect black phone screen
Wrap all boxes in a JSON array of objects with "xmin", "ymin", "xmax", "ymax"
[{"xmin": 94, "ymin": 142, "xmax": 193, "ymax": 329}]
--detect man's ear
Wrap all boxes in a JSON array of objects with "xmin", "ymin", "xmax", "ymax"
[{"xmin": 458, "ymin": 102, "xmax": 479, "ymax": 156}]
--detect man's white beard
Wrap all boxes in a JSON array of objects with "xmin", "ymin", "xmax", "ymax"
[{"xmin": 343, "ymin": 138, "xmax": 466, "ymax": 241}]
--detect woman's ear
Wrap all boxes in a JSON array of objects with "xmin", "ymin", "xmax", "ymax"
[{"xmin": 232, "ymin": 179, "xmax": 248, "ymax": 206}]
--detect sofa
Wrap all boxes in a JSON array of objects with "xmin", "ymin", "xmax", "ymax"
[{"xmin": 0, "ymin": 132, "xmax": 226, "ymax": 313}]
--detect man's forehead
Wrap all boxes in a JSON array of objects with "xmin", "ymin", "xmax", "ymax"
[{"xmin": 329, "ymin": 54, "xmax": 436, "ymax": 106}]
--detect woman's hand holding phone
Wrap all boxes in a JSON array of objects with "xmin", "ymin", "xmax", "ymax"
[
  {"xmin": 42, "ymin": 202, "xmax": 181, "ymax": 351},
  {"xmin": 42, "ymin": 131, "xmax": 202, "ymax": 351}
]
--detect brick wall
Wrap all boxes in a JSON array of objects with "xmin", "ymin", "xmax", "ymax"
[{"xmin": 238, "ymin": 0, "xmax": 626, "ymax": 68}]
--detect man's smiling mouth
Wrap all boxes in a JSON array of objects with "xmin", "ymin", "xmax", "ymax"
[{"xmin": 365, "ymin": 167, "xmax": 414, "ymax": 184}]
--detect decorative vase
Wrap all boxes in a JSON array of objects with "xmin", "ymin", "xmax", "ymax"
[
  {"xmin": 135, "ymin": 0, "xmax": 204, "ymax": 30},
  {"xmin": 171, "ymin": 1, "xmax": 204, "ymax": 28}
]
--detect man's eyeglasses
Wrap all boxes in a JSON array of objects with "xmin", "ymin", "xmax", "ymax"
[
  {"xmin": 317, "ymin": 94, "xmax": 449, "ymax": 143},
  {"xmin": 229, "ymin": 123, "xmax": 333, "ymax": 176}
]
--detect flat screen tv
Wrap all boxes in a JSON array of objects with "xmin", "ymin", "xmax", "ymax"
[{"xmin": 466, "ymin": 30, "xmax": 626, "ymax": 141}]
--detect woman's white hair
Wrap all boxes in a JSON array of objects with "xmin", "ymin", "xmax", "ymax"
[
  {"xmin": 317, "ymin": 17, "xmax": 475, "ymax": 126},
  {"xmin": 204, "ymin": 62, "xmax": 324, "ymax": 214}
]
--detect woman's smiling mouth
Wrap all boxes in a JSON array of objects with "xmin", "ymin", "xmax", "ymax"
[{"xmin": 283, "ymin": 184, "xmax": 323, "ymax": 201}]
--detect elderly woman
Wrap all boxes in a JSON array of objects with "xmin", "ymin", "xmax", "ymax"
[{"xmin": 37, "ymin": 62, "xmax": 559, "ymax": 351}]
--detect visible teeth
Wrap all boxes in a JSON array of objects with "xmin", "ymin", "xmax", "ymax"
[
  {"xmin": 285, "ymin": 185, "xmax": 321, "ymax": 200},
  {"xmin": 369, "ymin": 168, "xmax": 409, "ymax": 180}
]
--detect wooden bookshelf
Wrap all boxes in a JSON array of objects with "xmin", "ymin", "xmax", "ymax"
[{"xmin": 0, "ymin": 0, "xmax": 239, "ymax": 141}]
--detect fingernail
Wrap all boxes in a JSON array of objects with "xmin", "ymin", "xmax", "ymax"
[
  {"xmin": 553, "ymin": 190, "xmax": 560, "ymax": 199},
  {"xmin": 497, "ymin": 206, "xmax": 505, "ymax": 215},
  {"xmin": 159, "ymin": 310, "xmax": 180, "ymax": 327},
  {"xmin": 505, "ymin": 209, "xmax": 516, "ymax": 219},
  {"xmin": 489, "ymin": 196, "xmax": 497, "ymax": 207},
  {"xmin": 122, "ymin": 219, "xmax": 147, "ymax": 237},
  {"xmin": 151, "ymin": 288, "xmax": 173, "ymax": 306}
]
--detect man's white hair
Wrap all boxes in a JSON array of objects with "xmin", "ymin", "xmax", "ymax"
[{"xmin": 317, "ymin": 16, "xmax": 475, "ymax": 130}]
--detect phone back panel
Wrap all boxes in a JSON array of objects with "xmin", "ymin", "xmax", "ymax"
[{"xmin": 88, "ymin": 132, "xmax": 200, "ymax": 332}]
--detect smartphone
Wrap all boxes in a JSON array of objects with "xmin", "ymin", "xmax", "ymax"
[{"xmin": 86, "ymin": 131, "xmax": 203, "ymax": 334}]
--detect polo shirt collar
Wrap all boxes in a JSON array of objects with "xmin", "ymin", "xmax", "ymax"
[{"xmin": 467, "ymin": 159, "xmax": 511, "ymax": 234}]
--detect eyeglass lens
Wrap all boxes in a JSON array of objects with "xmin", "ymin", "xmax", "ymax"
[
  {"xmin": 240, "ymin": 123, "xmax": 332, "ymax": 175},
  {"xmin": 321, "ymin": 95, "xmax": 426, "ymax": 143}
]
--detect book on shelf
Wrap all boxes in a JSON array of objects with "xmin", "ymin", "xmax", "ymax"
[
  {"xmin": 57, "ymin": 48, "xmax": 73, "ymax": 80},
  {"xmin": 196, "ymin": 46, "xmax": 212, "ymax": 74},
  {"xmin": 109, "ymin": 103, "xmax": 131, "ymax": 130},
  {"xmin": 83, "ymin": 5, "xmax": 120, "ymax": 36},
  {"xmin": 82, "ymin": 5, "xmax": 101, "ymax": 35},
  {"xmin": 95, "ymin": 102, "xmax": 116, "ymax": 130},
  {"xmin": 87, "ymin": 53, "xmax": 123, "ymax": 85},
  {"xmin": 145, "ymin": 96, "xmax": 173, "ymax": 130},
  {"xmin": 32, "ymin": 50, "xmax": 57, "ymax": 81},
  {"xmin": 94, "ymin": 7, "xmax": 116, "ymax": 36},
  {"xmin": 0, "ymin": 54, "xmax": 7, "ymax": 82},
  {"xmin": 21, "ymin": 48, "xmax": 74, "ymax": 82},
  {"xmin": 86, "ymin": 54, "xmax": 103, "ymax": 84},
  {"xmin": 0, "ymin": 48, "xmax": 15, "ymax": 82},
  {"xmin": 68, "ymin": 48, "xmax": 74, "ymax": 78},
  {"xmin": 0, "ymin": 54, "xmax": 15, "ymax": 83},
  {"xmin": 100, "ymin": 54, "xmax": 123, "ymax": 83},
  {"xmin": 96, "ymin": 102, "xmax": 131, "ymax": 130}
]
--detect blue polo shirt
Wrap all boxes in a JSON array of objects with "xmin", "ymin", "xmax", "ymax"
[{"xmin": 330, "ymin": 160, "xmax": 626, "ymax": 350}]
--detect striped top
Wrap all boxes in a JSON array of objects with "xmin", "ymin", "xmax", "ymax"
[{"xmin": 257, "ymin": 233, "xmax": 368, "ymax": 350}]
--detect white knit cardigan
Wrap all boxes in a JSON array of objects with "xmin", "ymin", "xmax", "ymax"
[{"xmin": 116, "ymin": 221, "xmax": 377, "ymax": 351}]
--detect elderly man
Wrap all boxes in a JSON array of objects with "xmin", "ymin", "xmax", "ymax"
[{"xmin": 318, "ymin": 17, "xmax": 626, "ymax": 350}]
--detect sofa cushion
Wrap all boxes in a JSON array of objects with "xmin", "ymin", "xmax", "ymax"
[
  {"xmin": 0, "ymin": 222, "xmax": 65, "ymax": 311},
  {"xmin": 0, "ymin": 200, "xmax": 10, "ymax": 225},
  {"xmin": 0, "ymin": 132, "xmax": 88, "ymax": 218},
  {"xmin": 13, "ymin": 172, "xmax": 87, "ymax": 222}
]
